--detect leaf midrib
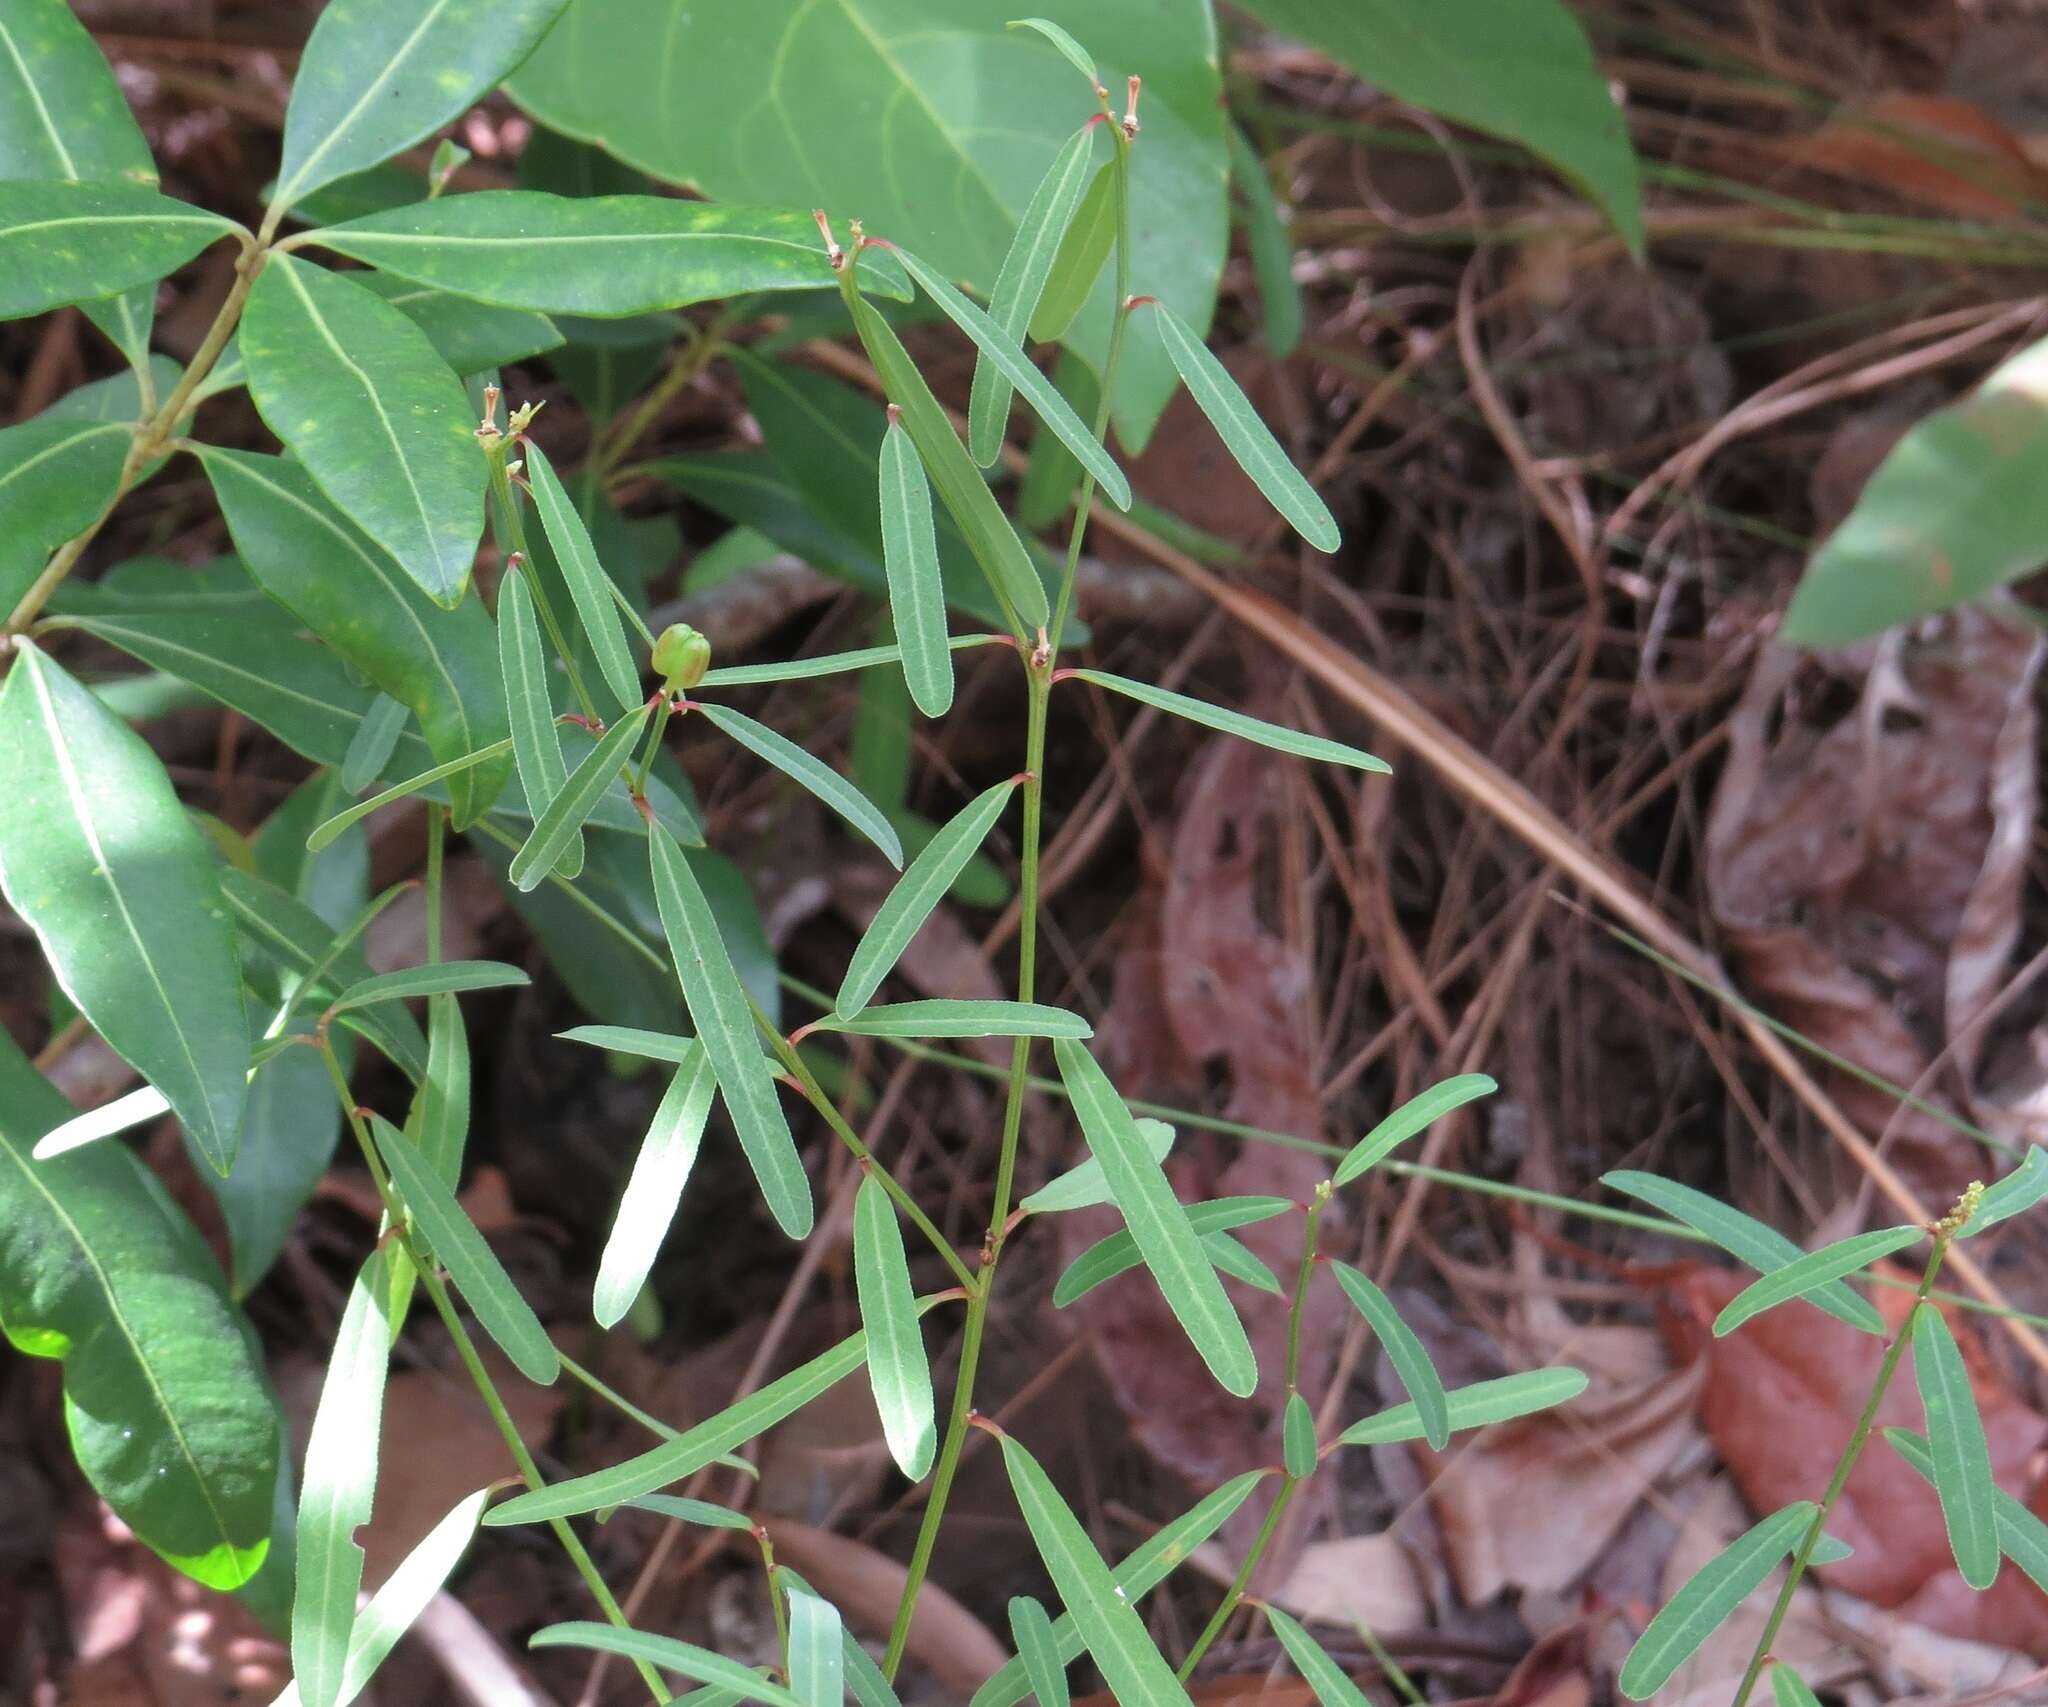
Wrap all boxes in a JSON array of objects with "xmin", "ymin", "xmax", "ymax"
[{"xmin": 275, "ymin": 0, "xmax": 458, "ymax": 208}]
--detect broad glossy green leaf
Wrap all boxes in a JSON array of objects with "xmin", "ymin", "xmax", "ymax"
[
  {"xmin": 0, "ymin": 180, "xmax": 236, "ymax": 318},
  {"xmin": 240, "ymin": 256, "xmax": 483, "ymax": 605},
  {"xmin": 488, "ymin": 1327, "xmax": 874, "ymax": 1524},
  {"xmin": 529, "ymin": 1623, "xmax": 800, "ymax": 1705},
  {"xmin": 1264, "ymin": 1605, "xmax": 1368, "ymax": 1707},
  {"xmin": 998, "ymin": 1432, "xmax": 1195, "ymax": 1707},
  {"xmin": 509, "ymin": 703, "xmax": 647, "ymax": 889},
  {"xmin": 1022, "ymin": 1117, "xmax": 1173, "ymax": 1215},
  {"xmin": 312, "ymin": 191, "xmax": 910, "ymax": 313},
  {"xmin": 509, "ymin": 0, "xmax": 1226, "ymax": 448},
  {"xmin": 292, "ymin": 1252, "xmax": 395, "ymax": 1707},
  {"xmin": 0, "ymin": 1030, "xmax": 275, "ymax": 1590},
  {"xmin": 1337, "ymin": 1366, "xmax": 1589, "ymax": 1447},
  {"xmin": 353, "ymin": 271, "xmax": 563, "ymax": 376},
  {"xmin": 1771, "ymin": 1665, "xmax": 1823, "ymax": 1707},
  {"xmin": 1233, "ymin": 0, "xmax": 1643, "ymax": 255},
  {"xmin": 340, "ymin": 694, "xmax": 408, "ymax": 795},
  {"xmin": 0, "ymin": 415, "xmax": 130, "ymax": 608},
  {"xmin": 893, "ymin": 244, "xmax": 1129, "ymax": 510},
  {"xmin": 1890, "ymin": 1425, "xmax": 2048, "ymax": 1596},
  {"xmin": 1282, "ymin": 1392, "xmax": 1318, "ymax": 1479},
  {"xmin": 849, "ymin": 290, "xmax": 1048, "ymax": 629},
  {"xmin": 1054, "ymin": 1037, "xmax": 1258, "ymax": 1395},
  {"xmin": 1713, "ymin": 1226, "xmax": 1921, "ymax": 1336},
  {"xmin": 971, "ymin": 1471, "xmax": 1266, "ymax": 1707},
  {"xmin": 0, "ymin": 641, "xmax": 249, "ymax": 1170},
  {"xmin": 1782, "ymin": 335, "xmax": 2048, "ymax": 643},
  {"xmin": 1329, "ymin": 1262, "xmax": 1449, "ymax": 1450},
  {"xmin": 698, "ymin": 702, "xmax": 902, "ymax": 866},
  {"xmin": 1149, "ymin": 299, "xmax": 1339, "ymax": 551},
  {"xmin": 809, "ymin": 999, "xmax": 1088, "ymax": 1040},
  {"xmin": 969, "ymin": 123, "xmax": 1095, "ymax": 466},
  {"xmin": 1008, "ymin": 18, "xmax": 1098, "ymax": 87},
  {"xmin": 329, "ymin": 960, "xmax": 530, "ymax": 1014},
  {"xmin": 369, "ymin": 1113, "xmax": 559, "ymax": 1384},
  {"xmin": 269, "ymin": 1487, "xmax": 489, "ymax": 1707},
  {"xmin": 525, "ymin": 439, "xmax": 642, "ymax": 711},
  {"xmin": 1008, "ymin": 1595, "xmax": 1068, "ymax": 1707},
  {"xmin": 854, "ymin": 1173, "xmax": 935, "ymax": 1480},
  {"xmin": 837, "ymin": 779, "xmax": 1015, "ymax": 1018},
  {"xmin": 1333, "ymin": 1073, "xmax": 1496, "ymax": 1186},
  {"xmin": 200, "ymin": 448, "xmax": 510, "ymax": 825},
  {"xmin": 594, "ymin": 1045, "xmax": 715, "ymax": 1328},
  {"xmin": 1618, "ymin": 1503, "xmax": 1815, "ymax": 1700},
  {"xmin": 1913, "ymin": 1303, "xmax": 2000, "ymax": 1589},
  {"xmin": 786, "ymin": 1588, "xmax": 843, "ymax": 1707},
  {"xmin": 1227, "ymin": 123, "xmax": 1304, "ymax": 361},
  {"xmin": 1962, "ymin": 1146, "xmax": 2048, "ymax": 1237},
  {"xmin": 498, "ymin": 566, "xmax": 581, "ymax": 879},
  {"xmin": 1031, "ymin": 163, "xmax": 1114, "ymax": 345},
  {"xmin": 878, "ymin": 418, "xmax": 953, "ymax": 715},
  {"xmin": 1602, "ymin": 1171, "xmax": 1887, "ymax": 1336},
  {"xmin": 1071, "ymin": 669, "xmax": 1384, "ymax": 770},
  {"xmin": 650, "ymin": 824, "xmax": 813, "ymax": 1238},
  {"xmin": 1053, "ymin": 1198, "xmax": 1292, "ymax": 1307},
  {"xmin": 273, "ymin": 0, "xmax": 572, "ymax": 212}
]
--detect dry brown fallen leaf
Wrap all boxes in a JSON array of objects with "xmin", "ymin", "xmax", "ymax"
[
  {"xmin": 1705, "ymin": 608, "xmax": 2045, "ymax": 1203},
  {"xmin": 1444, "ymin": 1621, "xmax": 1598, "ymax": 1707},
  {"xmin": 1788, "ymin": 93, "xmax": 2048, "ymax": 222},
  {"xmin": 1661, "ymin": 1263, "xmax": 2048, "ymax": 1659}
]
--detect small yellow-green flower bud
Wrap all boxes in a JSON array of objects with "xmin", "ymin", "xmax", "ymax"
[{"xmin": 652, "ymin": 622, "xmax": 711, "ymax": 691}]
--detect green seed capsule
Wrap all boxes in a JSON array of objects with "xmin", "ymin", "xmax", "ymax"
[{"xmin": 651, "ymin": 623, "xmax": 711, "ymax": 691}]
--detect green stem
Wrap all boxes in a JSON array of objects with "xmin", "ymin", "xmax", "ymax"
[
  {"xmin": 763, "ymin": 1551, "xmax": 792, "ymax": 1681},
  {"xmin": 633, "ymin": 696, "xmax": 675, "ymax": 798},
  {"xmin": 487, "ymin": 451, "xmax": 599, "ymax": 725},
  {"xmin": 1728, "ymin": 1234, "xmax": 1950, "ymax": 1707}
]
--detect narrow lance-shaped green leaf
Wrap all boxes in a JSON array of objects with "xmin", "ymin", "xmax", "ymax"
[
  {"xmin": 1334, "ymin": 1073, "xmax": 1496, "ymax": 1186},
  {"xmin": 1771, "ymin": 1664, "xmax": 1824, "ymax": 1707},
  {"xmin": 240, "ymin": 256, "xmax": 483, "ymax": 606},
  {"xmin": 0, "ymin": 640, "xmax": 250, "ymax": 1171},
  {"xmin": 649, "ymin": 824, "xmax": 813, "ymax": 1238},
  {"xmin": 487, "ymin": 1326, "xmax": 878, "ymax": 1524},
  {"xmin": 1009, "ymin": 1594, "xmax": 1069, "ymax": 1707},
  {"xmin": 594, "ymin": 1046, "xmax": 716, "ymax": 1329},
  {"xmin": 702, "ymin": 636, "xmax": 1006, "ymax": 687},
  {"xmin": 1007, "ymin": 18, "xmax": 1099, "ymax": 86},
  {"xmin": 309, "ymin": 740, "xmax": 517, "ymax": 853},
  {"xmin": 328, "ymin": 961, "xmax": 530, "ymax": 1015},
  {"xmin": 1227, "ymin": 122, "xmax": 1304, "ymax": 361},
  {"xmin": 292, "ymin": 1251, "xmax": 395, "ymax": 1707},
  {"xmin": 0, "ymin": 1030, "xmax": 276, "ymax": 1591},
  {"xmin": 498, "ymin": 565, "xmax": 582, "ymax": 879},
  {"xmin": 1030, "ymin": 163, "xmax": 1116, "ymax": 344},
  {"xmin": 1329, "ymin": 1261, "xmax": 1450, "ymax": 1450},
  {"xmin": 809, "ymin": 1000, "xmax": 1090, "ymax": 1040},
  {"xmin": 841, "ymin": 1630, "xmax": 904, "ymax": 1707},
  {"xmin": 1913, "ymin": 1302, "xmax": 2000, "ymax": 1589},
  {"xmin": 1618, "ymin": 1503, "xmax": 1816, "ymax": 1700},
  {"xmin": 969, "ymin": 1471, "xmax": 1269, "ymax": 1707},
  {"xmin": 1263, "ymin": 1604, "xmax": 1370, "ymax": 1707},
  {"xmin": 968, "ymin": 124, "xmax": 1098, "ymax": 466},
  {"xmin": 1024, "ymin": 1118, "xmax": 1175, "ymax": 1215},
  {"xmin": 1147, "ymin": 298, "xmax": 1339, "ymax": 551},
  {"xmin": 854, "ymin": 1173, "xmax": 936, "ymax": 1481},
  {"xmin": 272, "ymin": 0, "xmax": 572, "ymax": 212},
  {"xmin": 524, "ymin": 439, "xmax": 643, "ymax": 712},
  {"xmin": 1054, "ymin": 1037, "xmax": 1258, "ymax": 1396},
  {"xmin": 1889, "ymin": 1425, "xmax": 2048, "ymax": 1597},
  {"xmin": 269, "ymin": 1488, "xmax": 490, "ymax": 1707},
  {"xmin": 509, "ymin": 703, "xmax": 648, "ymax": 891},
  {"xmin": 698, "ymin": 703, "xmax": 902, "ymax": 867},
  {"xmin": 309, "ymin": 191, "xmax": 913, "ymax": 313},
  {"xmin": 1338, "ymin": 1367, "xmax": 1589, "ymax": 1447},
  {"xmin": 1054, "ymin": 1196, "xmax": 1294, "ymax": 1309},
  {"xmin": 529, "ymin": 1624, "xmax": 800, "ymax": 1705},
  {"xmin": 1602, "ymin": 1171, "xmax": 1887, "ymax": 1336},
  {"xmin": 1713, "ymin": 1225, "xmax": 1923, "ymax": 1337},
  {"xmin": 1962, "ymin": 1147, "xmax": 2048, "ymax": 1237},
  {"xmin": 368, "ymin": 1113, "xmax": 560, "ymax": 1385},
  {"xmin": 409, "ymin": 991, "xmax": 471, "ymax": 1187},
  {"xmin": 847, "ymin": 289, "xmax": 1048, "ymax": 629},
  {"xmin": 889, "ymin": 244, "xmax": 1129, "ymax": 511},
  {"xmin": 838, "ymin": 779, "xmax": 1017, "ymax": 1019},
  {"xmin": 785, "ymin": 1588, "xmax": 844, "ymax": 1707},
  {"xmin": 998, "ymin": 1431, "xmax": 1195, "ymax": 1707},
  {"xmin": 340, "ymin": 694, "xmax": 409, "ymax": 795},
  {"xmin": 1071, "ymin": 669, "xmax": 1386, "ymax": 772},
  {"xmin": 625, "ymin": 1494, "xmax": 755, "ymax": 1530},
  {"xmin": 1282, "ymin": 1392, "xmax": 1318, "ymax": 1480},
  {"xmin": 878, "ymin": 415, "xmax": 953, "ymax": 716},
  {"xmin": 0, "ymin": 180, "xmax": 238, "ymax": 319}
]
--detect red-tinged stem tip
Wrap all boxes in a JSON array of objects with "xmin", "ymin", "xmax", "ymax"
[
  {"xmin": 630, "ymin": 792, "xmax": 655, "ymax": 826},
  {"xmin": 1123, "ymin": 74, "xmax": 1142, "ymax": 138},
  {"xmin": 1126, "ymin": 294, "xmax": 1157, "ymax": 310},
  {"xmin": 787, "ymin": 1021, "xmax": 820, "ymax": 1049},
  {"xmin": 812, "ymin": 208, "xmax": 844, "ymax": 269},
  {"xmin": 1084, "ymin": 111, "xmax": 1108, "ymax": 130},
  {"xmin": 885, "ymin": 402, "xmax": 902, "ymax": 426},
  {"xmin": 965, "ymin": 1411, "xmax": 1000, "ymax": 1439}
]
